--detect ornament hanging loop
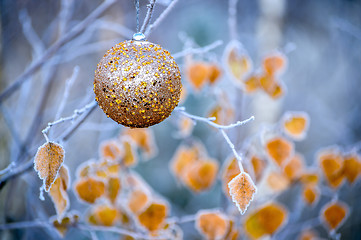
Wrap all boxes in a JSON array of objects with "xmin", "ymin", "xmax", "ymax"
[{"xmin": 132, "ymin": 32, "xmax": 146, "ymax": 41}]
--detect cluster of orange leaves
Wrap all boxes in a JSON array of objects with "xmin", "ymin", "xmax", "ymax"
[
  {"xmin": 224, "ymin": 40, "xmax": 287, "ymax": 99},
  {"xmin": 170, "ymin": 142, "xmax": 219, "ymax": 193},
  {"xmin": 186, "ymin": 61, "xmax": 222, "ymax": 92}
]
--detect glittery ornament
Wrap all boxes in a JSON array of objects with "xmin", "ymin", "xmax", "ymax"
[{"xmin": 94, "ymin": 33, "xmax": 182, "ymax": 128}]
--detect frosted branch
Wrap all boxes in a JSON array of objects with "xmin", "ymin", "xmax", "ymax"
[
  {"xmin": 140, "ymin": 0, "xmax": 156, "ymax": 34},
  {"xmin": 228, "ymin": 0, "xmax": 239, "ymax": 40},
  {"xmin": 175, "ymin": 107, "xmax": 254, "ymax": 172},
  {"xmin": 145, "ymin": 0, "xmax": 180, "ymax": 36},
  {"xmin": 0, "ymin": 0, "xmax": 116, "ymax": 103},
  {"xmin": 172, "ymin": 40, "xmax": 223, "ymax": 59}
]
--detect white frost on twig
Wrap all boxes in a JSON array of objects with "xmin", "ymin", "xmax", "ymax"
[{"xmin": 172, "ymin": 40, "xmax": 223, "ymax": 59}]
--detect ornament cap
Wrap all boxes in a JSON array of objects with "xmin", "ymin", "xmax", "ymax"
[{"xmin": 132, "ymin": 32, "xmax": 146, "ymax": 41}]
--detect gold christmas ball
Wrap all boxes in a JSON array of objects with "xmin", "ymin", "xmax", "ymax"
[{"xmin": 94, "ymin": 36, "xmax": 182, "ymax": 128}]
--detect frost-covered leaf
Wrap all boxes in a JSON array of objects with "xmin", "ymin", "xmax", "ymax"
[
  {"xmin": 243, "ymin": 74, "xmax": 260, "ymax": 93},
  {"xmin": 51, "ymin": 212, "xmax": 79, "ymax": 238},
  {"xmin": 195, "ymin": 210, "xmax": 229, "ymax": 240},
  {"xmin": 283, "ymin": 153, "xmax": 304, "ymax": 181},
  {"xmin": 99, "ymin": 139, "xmax": 123, "ymax": 161},
  {"xmin": 177, "ymin": 115, "xmax": 194, "ymax": 138},
  {"xmin": 302, "ymin": 184, "xmax": 319, "ymax": 206},
  {"xmin": 186, "ymin": 62, "xmax": 209, "ymax": 91},
  {"xmin": 122, "ymin": 128, "xmax": 158, "ymax": 160},
  {"xmin": 321, "ymin": 201, "xmax": 349, "ymax": 232},
  {"xmin": 128, "ymin": 188, "xmax": 151, "ymax": 214},
  {"xmin": 318, "ymin": 148, "xmax": 344, "ymax": 189},
  {"xmin": 184, "ymin": 159, "xmax": 219, "ymax": 193},
  {"xmin": 106, "ymin": 177, "xmax": 121, "ymax": 204},
  {"xmin": 265, "ymin": 137, "xmax": 294, "ymax": 167},
  {"xmin": 343, "ymin": 153, "xmax": 361, "ymax": 184},
  {"xmin": 137, "ymin": 202, "xmax": 168, "ymax": 232},
  {"xmin": 244, "ymin": 203, "xmax": 288, "ymax": 239},
  {"xmin": 208, "ymin": 63, "xmax": 222, "ymax": 85},
  {"xmin": 49, "ymin": 165, "xmax": 70, "ymax": 221},
  {"xmin": 74, "ymin": 177, "xmax": 105, "ymax": 204},
  {"xmin": 34, "ymin": 141, "xmax": 65, "ymax": 192},
  {"xmin": 221, "ymin": 157, "xmax": 240, "ymax": 198},
  {"xmin": 88, "ymin": 205, "xmax": 118, "ymax": 226},
  {"xmin": 267, "ymin": 171, "xmax": 290, "ymax": 192},
  {"xmin": 262, "ymin": 52, "xmax": 287, "ymax": 75},
  {"xmin": 120, "ymin": 137, "xmax": 138, "ymax": 167},
  {"xmin": 228, "ymin": 172, "xmax": 257, "ymax": 215},
  {"xmin": 282, "ymin": 111, "xmax": 310, "ymax": 140}
]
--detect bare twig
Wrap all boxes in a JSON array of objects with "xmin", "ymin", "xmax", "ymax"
[
  {"xmin": 144, "ymin": 0, "xmax": 180, "ymax": 36},
  {"xmin": 0, "ymin": 0, "xmax": 116, "ymax": 103},
  {"xmin": 172, "ymin": 40, "xmax": 223, "ymax": 59},
  {"xmin": 140, "ymin": 0, "xmax": 156, "ymax": 34},
  {"xmin": 175, "ymin": 107, "xmax": 254, "ymax": 172}
]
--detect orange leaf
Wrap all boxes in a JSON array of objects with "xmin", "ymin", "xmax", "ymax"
[
  {"xmin": 250, "ymin": 155, "xmax": 267, "ymax": 182},
  {"xmin": 207, "ymin": 104, "xmax": 235, "ymax": 126},
  {"xmin": 74, "ymin": 177, "xmax": 105, "ymax": 204},
  {"xmin": 137, "ymin": 202, "xmax": 168, "ymax": 232},
  {"xmin": 224, "ymin": 220, "xmax": 240, "ymax": 240},
  {"xmin": 177, "ymin": 115, "xmax": 194, "ymax": 138},
  {"xmin": 318, "ymin": 148, "xmax": 344, "ymax": 189},
  {"xmin": 298, "ymin": 229, "xmax": 319, "ymax": 240},
  {"xmin": 262, "ymin": 53, "xmax": 287, "ymax": 75},
  {"xmin": 208, "ymin": 63, "xmax": 222, "ymax": 85},
  {"xmin": 170, "ymin": 145, "xmax": 199, "ymax": 180},
  {"xmin": 221, "ymin": 157, "xmax": 241, "ymax": 198},
  {"xmin": 282, "ymin": 112, "xmax": 310, "ymax": 140},
  {"xmin": 184, "ymin": 159, "xmax": 219, "ymax": 193},
  {"xmin": 244, "ymin": 75, "xmax": 260, "ymax": 93},
  {"xmin": 187, "ymin": 62, "xmax": 209, "ymax": 91},
  {"xmin": 99, "ymin": 139, "xmax": 123, "ymax": 161},
  {"xmin": 299, "ymin": 171, "xmax": 319, "ymax": 185},
  {"xmin": 128, "ymin": 189, "xmax": 151, "ymax": 214},
  {"xmin": 228, "ymin": 172, "xmax": 257, "ymax": 215},
  {"xmin": 195, "ymin": 210, "xmax": 229, "ymax": 240},
  {"xmin": 321, "ymin": 201, "xmax": 349, "ymax": 231},
  {"xmin": 49, "ymin": 165, "xmax": 70, "ymax": 220},
  {"xmin": 343, "ymin": 154, "xmax": 361, "ymax": 184},
  {"xmin": 302, "ymin": 184, "xmax": 319, "ymax": 206},
  {"xmin": 120, "ymin": 137, "xmax": 138, "ymax": 167},
  {"xmin": 244, "ymin": 203, "xmax": 288, "ymax": 239},
  {"xmin": 88, "ymin": 205, "xmax": 118, "ymax": 226},
  {"xmin": 107, "ymin": 177, "xmax": 121, "ymax": 204},
  {"xmin": 51, "ymin": 212, "xmax": 79, "ymax": 238},
  {"xmin": 122, "ymin": 128, "xmax": 157, "ymax": 159},
  {"xmin": 266, "ymin": 137, "xmax": 294, "ymax": 167},
  {"xmin": 34, "ymin": 142, "xmax": 65, "ymax": 192},
  {"xmin": 283, "ymin": 153, "xmax": 304, "ymax": 181},
  {"xmin": 267, "ymin": 171, "xmax": 290, "ymax": 192}
]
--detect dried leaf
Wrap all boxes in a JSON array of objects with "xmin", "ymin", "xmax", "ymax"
[
  {"xmin": 34, "ymin": 142, "xmax": 65, "ymax": 192},
  {"xmin": 195, "ymin": 210, "xmax": 229, "ymax": 240},
  {"xmin": 74, "ymin": 177, "xmax": 105, "ymax": 204},
  {"xmin": 228, "ymin": 172, "xmax": 257, "ymax": 215},
  {"xmin": 187, "ymin": 62, "xmax": 209, "ymax": 91},
  {"xmin": 282, "ymin": 112, "xmax": 310, "ymax": 140},
  {"xmin": 88, "ymin": 205, "xmax": 118, "ymax": 226},
  {"xmin": 343, "ymin": 154, "xmax": 361, "ymax": 184},
  {"xmin": 244, "ymin": 203, "xmax": 288, "ymax": 239},
  {"xmin": 99, "ymin": 139, "xmax": 123, "ymax": 161},
  {"xmin": 266, "ymin": 137, "xmax": 294, "ymax": 167},
  {"xmin": 49, "ymin": 165, "xmax": 70, "ymax": 221},
  {"xmin": 318, "ymin": 148, "xmax": 344, "ymax": 189},
  {"xmin": 184, "ymin": 159, "xmax": 219, "ymax": 193},
  {"xmin": 137, "ymin": 202, "xmax": 168, "ymax": 232},
  {"xmin": 321, "ymin": 201, "xmax": 349, "ymax": 232},
  {"xmin": 302, "ymin": 184, "xmax": 319, "ymax": 206}
]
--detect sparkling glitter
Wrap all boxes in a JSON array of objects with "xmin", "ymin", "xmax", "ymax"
[{"xmin": 94, "ymin": 40, "xmax": 182, "ymax": 128}]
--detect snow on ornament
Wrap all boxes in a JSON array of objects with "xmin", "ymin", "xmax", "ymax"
[{"xmin": 94, "ymin": 33, "xmax": 182, "ymax": 128}]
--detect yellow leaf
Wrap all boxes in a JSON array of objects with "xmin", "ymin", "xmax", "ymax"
[
  {"xmin": 88, "ymin": 205, "xmax": 118, "ymax": 226},
  {"xmin": 267, "ymin": 171, "xmax": 290, "ymax": 192},
  {"xmin": 283, "ymin": 153, "xmax": 304, "ymax": 181},
  {"xmin": 74, "ymin": 177, "xmax": 105, "ymax": 204},
  {"xmin": 321, "ymin": 201, "xmax": 349, "ymax": 232},
  {"xmin": 34, "ymin": 142, "xmax": 65, "ymax": 192},
  {"xmin": 265, "ymin": 137, "xmax": 294, "ymax": 167},
  {"xmin": 244, "ymin": 203, "xmax": 288, "ymax": 239},
  {"xmin": 49, "ymin": 165, "xmax": 70, "ymax": 220},
  {"xmin": 243, "ymin": 75, "xmax": 260, "ymax": 93},
  {"xmin": 262, "ymin": 53, "xmax": 287, "ymax": 75},
  {"xmin": 225, "ymin": 41, "xmax": 252, "ymax": 84},
  {"xmin": 107, "ymin": 177, "xmax": 121, "ymax": 204},
  {"xmin": 228, "ymin": 172, "xmax": 257, "ymax": 215},
  {"xmin": 282, "ymin": 112, "xmax": 310, "ymax": 140},
  {"xmin": 120, "ymin": 137, "xmax": 138, "ymax": 167},
  {"xmin": 137, "ymin": 202, "xmax": 168, "ymax": 232},
  {"xmin": 299, "ymin": 171, "xmax": 319, "ymax": 185},
  {"xmin": 195, "ymin": 210, "xmax": 229, "ymax": 240}
]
